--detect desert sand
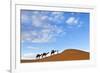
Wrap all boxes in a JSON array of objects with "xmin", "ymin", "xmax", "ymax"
[{"xmin": 21, "ymin": 49, "xmax": 90, "ymax": 63}]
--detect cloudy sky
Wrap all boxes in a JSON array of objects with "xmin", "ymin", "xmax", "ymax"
[{"xmin": 20, "ymin": 10, "xmax": 90, "ymax": 59}]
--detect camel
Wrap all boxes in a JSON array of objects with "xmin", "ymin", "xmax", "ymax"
[
  {"xmin": 36, "ymin": 54, "xmax": 41, "ymax": 59},
  {"xmin": 41, "ymin": 52, "xmax": 49, "ymax": 58},
  {"xmin": 51, "ymin": 50, "xmax": 58, "ymax": 55}
]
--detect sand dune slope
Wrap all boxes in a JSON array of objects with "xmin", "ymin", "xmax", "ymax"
[{"xmin": 21, "ymin": 49, "xmax": 90, "ymax": 63}]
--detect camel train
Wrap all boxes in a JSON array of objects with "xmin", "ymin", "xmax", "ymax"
[{"xmin": 36, "ymin": 50, "xmax": 58, "ymax": 59}]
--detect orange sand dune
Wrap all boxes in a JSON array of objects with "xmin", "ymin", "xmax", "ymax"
[{"xmin": 21, "ymin": 49, "xmax": 90, "ymax": 63}]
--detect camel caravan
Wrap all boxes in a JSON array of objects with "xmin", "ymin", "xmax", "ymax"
[{"xmin": 36, "ymin": 50, "xmax": 58, "ymax": 59}]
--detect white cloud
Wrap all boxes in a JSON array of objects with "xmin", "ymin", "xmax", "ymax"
[
  {"xmin": 21, "ymin": 11, "xmax": 65, "ymax": 43},
  {"xmin": 32, "ymin": 15, "xmax": 43, "ymax": 27},
  {"xmin": 51, "ymin": 12, "xmax": 64, "ymax": 16},
  {"xmin": 66, "ymin": 17, "xmax": 79, "ymax": 25},
  {"xmin": 41, "ymin": 15, "xmax": 48, "ymax": 20},
  {"xmin": 21, "ymin": 14, "xmax": 30, "ymax": 24},
  {"xmin": 49, "ymin": 12, "xmax": 65, "ymax": 23},
  {"xmin": 21, "ymin": 53, "xmax": 36, "ymax": 60},
  {"xmin": 21, "ymin": 24, "xmax": 64, "ymax": 43},
  {"xmin": 27, "ymin": 46, "xmax": 42, "ymax": 50},
  {"xmin": 32, "ymin": 11, "xmax": 40, "ymax": 15},
  {"xmin": 32, "ymin": 11, "xmax": 65, "ymax": 25},
  {"xmin": 30, "ymin": 25, "xmax": 60, "ymax": 43},
  {"xmin": 21, "ymin": 33, "xmax": 31, "ymax": 41}
]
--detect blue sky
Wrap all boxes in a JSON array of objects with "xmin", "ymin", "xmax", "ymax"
[{"xmin": 20, "ymin": 10, "xmax": 90, "ymax": 59}]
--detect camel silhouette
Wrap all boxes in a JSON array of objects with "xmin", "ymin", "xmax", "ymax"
[
  {"xmin": 41, "ymin": 52, "xmax": 49, "ymax": 58},
  {"xmin": 51, "ymin": 50, "xmax": 57, "ymax": 55},
  {"xmin": 35, "ymin": 50, "xmax": 59, "ymax": 59},
  {"xmin": 36, "ymin": 54, "xmax": 41, "ymax": 59}
]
